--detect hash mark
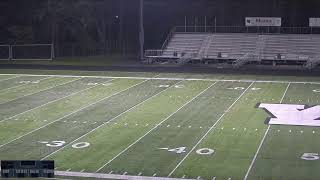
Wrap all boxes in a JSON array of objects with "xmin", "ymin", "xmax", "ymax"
[
  {"xmin": 212, "ymin": 177, "xmax": 216, "ymax": 180},
  {"xmin": 138, "ymin": 172, "xmax": 142, "ymax": 176},
  {"xmin": 109, "ymin": 171, "xmax": 113, "ymax": 174},
  {"xmin": 66, "ymin": 168, "xmax": 71, "ymax": 171},
  {"xmin": 152, "ymin": 173, "xmax": 157, "ymax": 177},
  {"xmin": 80, "ymin": 169, "xmax": 85, "ymax": 172},
  {"xmin": 123, "ymin": 172, "xmax": 127, "ymax": 175}
]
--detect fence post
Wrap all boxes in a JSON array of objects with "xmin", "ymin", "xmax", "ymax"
[
  {"xmin": 9, "ymin": 45, "xmax": 12, "ymax": 60},
  {"xmin": 51, "ymin": 44, "xmax": 55, "ymax": 59}
]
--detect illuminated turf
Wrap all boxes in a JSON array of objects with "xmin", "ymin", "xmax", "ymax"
[{"xmin": 0, "ymin": 72, "xmax": 319, "ymax": 180}]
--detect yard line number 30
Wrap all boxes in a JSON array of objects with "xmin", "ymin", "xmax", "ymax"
[{"xmin": 39, "ymin": 141, "xmax": 90, "ymax": 149}]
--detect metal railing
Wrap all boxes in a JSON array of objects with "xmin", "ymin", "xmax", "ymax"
[
  {"xmin": 174, "ymin": 26, "xmax": 320, "ymax": 34},
  {"xmin": 144, "ymin": 49, "xmax": 164, "ymax": 57},
  {"xmin": 11, "ymin": 44, "xmax": 54, "ymax": 60},
  {"xmin": 0, "ymin": 44, "xmax": 54, "ymax": 60},
  {"xmin": 0, "ymin": 45, "xmax": 10, "ymax": 60},
  {"xmin": 161, "ymin": 27, "xmax": 177, "ymax": 50}
]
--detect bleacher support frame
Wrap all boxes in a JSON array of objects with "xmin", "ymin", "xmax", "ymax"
[{"xmin": 304, "ymin": 56, "xmax": 320, "ymax": 69}]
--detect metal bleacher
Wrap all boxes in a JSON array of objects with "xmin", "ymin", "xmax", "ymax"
[
  {"xmin": 162, "ymin": 33, "xmax": 210, "ymax": 62},
  {"xmin": 206, "ymin": 33, "xmax": 259, "ymax": 60},
  {"xmin": 144, "ymin": 27, "xmax": 320, "ymax": 69},
  {"xmin": 261, "ymin": 34, "xmax": 320, "ymax": 61}
]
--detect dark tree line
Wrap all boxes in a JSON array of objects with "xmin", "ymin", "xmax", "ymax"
[{"xmin": 0, "ymin": 0, "xmax": 140, "ymax": 57}]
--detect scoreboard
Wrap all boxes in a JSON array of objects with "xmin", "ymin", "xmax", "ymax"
[{"xmin": 1, "ymin": 160, "xmax": 54, "ymax": 178}]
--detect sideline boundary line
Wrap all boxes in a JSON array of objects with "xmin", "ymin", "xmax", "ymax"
[
  {"xmin": 243, "ymin": 83, "xmax": 291, "ymax": 180},
  {"xmin": 0, "ymin": 73, "xmax": 320, "ymax": 84},
  {"xmin": 0, "ymin": 78, "xmax": 149, "ymax": 149},
  {"xmin": 96, "ymin": 81, "xmax": 218, "ymax": 172},
  {"xmin": 168, "ymin": 82, "xmax": 254, "ymax": 177},
  {"xmin": 42, "ymin": 80, "xmax": 182, "ymax": 160},
  {"xmin": 55, "ymin": 171, "xmax": 195, "ymax": 180},
  {"xmin": 0, "ymin": 78, "xmax": 107, "ymax": 123}
]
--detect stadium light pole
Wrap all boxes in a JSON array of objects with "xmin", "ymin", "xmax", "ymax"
[{"xmin": 139, "ymin": 0, "xmax": 144, "ymax": 60}]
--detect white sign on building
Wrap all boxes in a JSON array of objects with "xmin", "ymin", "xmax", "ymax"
[
  {"xmin": 245, "ymin": 17, "xmax": 282, "ymax": 27},
  {"xmin": 309, "ymin": 18, "xmax": 320, "ymax": 27}
]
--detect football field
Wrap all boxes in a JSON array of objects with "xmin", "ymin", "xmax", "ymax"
[{"xmin": 0, "ymin": 71, "xmax": 320, "ymax": 180}]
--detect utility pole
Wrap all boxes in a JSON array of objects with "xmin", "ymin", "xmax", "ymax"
[{"xmin": 139, "ymin": 0, "xmax": 144, "ymax": 60}]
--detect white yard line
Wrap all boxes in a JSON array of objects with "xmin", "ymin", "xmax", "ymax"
[
  {"xmin": 0, "ymin": 76, "xmax": 51, "ymax": 94},
  {"xmin": 0, "ymin": 78, "xmax": 149, "ymax": 149},
  {"xmin": 0, "ymin": 75, "xmax": 21, "ymax": 82},
  {"xmin": 0, "ymin": 73, "xmax": 319, "ymax": 85},
  {"xmin": 168, "ymin": 82, "xmax": 255, "ymax": 177},
  {"xmin": 96, "ymin": 82, "xmax": 218, "ymax": 172},
  {"xmin": 0, "ymin": 78, "xmax": 110, "ymax": 123},
  {"xmin": 56, "ymin": 171, "xmax": 195, "ymax": 180},
  {"xmin": 41, "ymin": 80, "xmax": 182, "ymax": 160},
  {"xmin": 243, "ymin": 83, "xmax": 291, "ymax": 180},
  {"xmin": 0, "ymin": 76, "xmax": 77, "ymax": 105}
]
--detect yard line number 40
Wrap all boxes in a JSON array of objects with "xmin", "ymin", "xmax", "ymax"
[{"xmin": 159, "ymin": 147, "xmax": 214, "ymax": 155}]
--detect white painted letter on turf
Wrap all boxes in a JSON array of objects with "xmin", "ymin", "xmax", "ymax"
[{"xmin": 259, "ymin": 103, "xmax": 320, "ymax": 127}]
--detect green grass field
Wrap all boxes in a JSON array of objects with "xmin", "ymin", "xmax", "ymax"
[{"xmin": 0, "ymin": 70, "xmax": 319, "ymax": 180}]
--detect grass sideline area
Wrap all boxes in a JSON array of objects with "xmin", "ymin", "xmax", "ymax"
[{"xmin": 0, "ymin": 70, "xmax": 319, "ymax": 180}]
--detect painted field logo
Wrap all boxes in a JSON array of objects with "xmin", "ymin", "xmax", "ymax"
[{"xmin": 259, "ymin": 103, "xmax": 320, "ymax": 127}]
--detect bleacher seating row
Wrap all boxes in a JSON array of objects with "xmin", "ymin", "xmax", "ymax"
[{"xmin": 146, "ymin": 32, "xmax": 320, "ymax": 68}]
